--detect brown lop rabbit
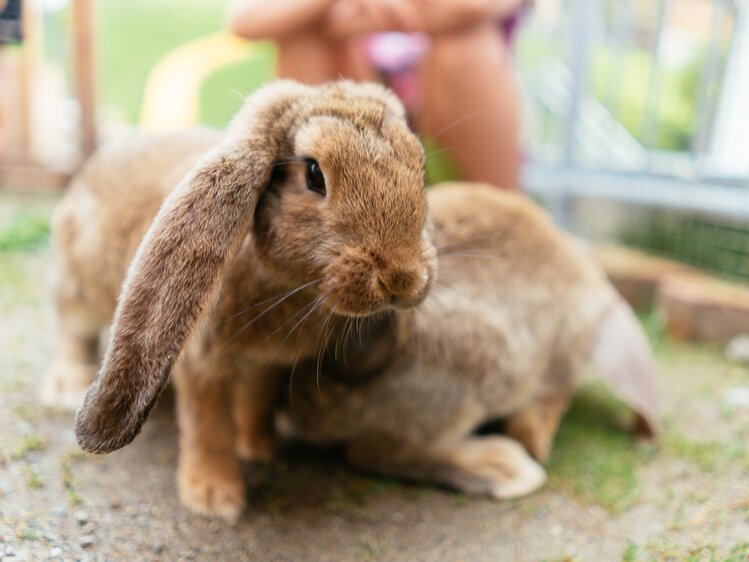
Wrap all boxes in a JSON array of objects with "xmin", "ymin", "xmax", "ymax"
[{"xmin": 44, "ymin": 80, "xmax": 658, "ymax": 522}]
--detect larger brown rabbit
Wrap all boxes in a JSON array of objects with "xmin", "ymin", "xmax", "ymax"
[{"xmin": 45, "ymin": 80, "xmax": 658, "ymax": 522}]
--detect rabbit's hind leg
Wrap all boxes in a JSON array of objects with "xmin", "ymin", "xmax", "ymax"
[
  {"xmin": 41, "ymin": 281, "xmax": 101, "ymax": 411},
  {"xmin": 347, "ymin": 434, "xmax": 546, "ymax": 499},
  {"xmin": 504, "ymin": 390, "xmax": 572, "ymax": 463}
]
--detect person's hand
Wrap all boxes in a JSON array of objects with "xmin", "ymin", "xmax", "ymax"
[{"xmin": 325, "ymin": 0, "xmax": 425, "ymax": 37}]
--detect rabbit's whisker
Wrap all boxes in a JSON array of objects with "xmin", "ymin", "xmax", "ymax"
[
  {"xmin": 439, "ymin": 252, "xmax": 504, "ymax": 261},
  {"xmin": 415, "ymin": 82, "xmax": 463, "ymax": 134},
  {"xmin": 424, "ymin": 146, "xmax": 452, "ymax": 161},
  {"xmin": 268, "ymin": 292, "xmax": 326, "ymax": 343},
  {"xmin": 432, "ymin": 227, "xmax": 501, "ymax": 251},
  {"xmin": 422, "ymin": 108, "xmax": 488, "ymax": 147},
  {"xmin": 264, "ymin": 297, "xmax": 323, "ymax": 372},
  {"xmin": 314, "ymin": 296, "xmax": 344, "ymax": 394},
  {"xmin": 218, "ymin": 279, "xmax": 324, "ymax": 351},
  {"xmin": 230, "ymin": 89, "xmax": 247, "ymax": 103},
  {"xmin": 216, "ymin": 277, "xmax": 322, "ymax": 326},
  {"xmin": 423, "ymin": 224, "xmax": 489, "ymax": 255}
]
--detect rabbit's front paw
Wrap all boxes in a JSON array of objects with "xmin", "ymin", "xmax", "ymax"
[
  {"xmin": 40, "ymin": 362, "xmax": 96, "ymax": 411},
  {"xmin": 178, "ymin": 457, "xmax": 246, "ymax": 523}
]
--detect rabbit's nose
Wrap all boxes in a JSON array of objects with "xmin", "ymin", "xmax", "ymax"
[{"xmin": 376, "ymin": 266, "xmax": 429, "ymax": 304}]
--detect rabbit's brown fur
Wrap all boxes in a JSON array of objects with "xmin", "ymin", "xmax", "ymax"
[
  {"xmin": 45, "ymin": 80, "xmax": 658, "ymax": 521},
  {"xmin": 280, "ymin": 183, "xmax": 657, "ymax": 497}
]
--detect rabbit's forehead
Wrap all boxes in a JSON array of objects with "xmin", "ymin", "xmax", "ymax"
[{"xmin": 293, "ymin": 116, "xmax": 419, "ymax": 168}]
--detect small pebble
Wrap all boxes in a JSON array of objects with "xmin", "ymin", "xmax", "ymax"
[
  {"xmin": 5, "ymin": 545, "xmax": 17, "ymax": 557},
  {"xmin": 80, "ymin": 535, "xmax": 94, "ymax": 548},
  {"xmin": 152, "ymin": 543, "xmax": 165, "ymax": 555},
  {"xmin": 75, "ymin": 511, "xmax": 90, "ymax": 526},
  {"xmin": 725, "ymin": 386, "xmax": 749, "ymax": 409},
  {"xmin": 51, "ymin": 507, "xmax": 67, "ymax": 517},
  {"xmin": 726, "ymin": 334, "xmax": 749, "ymax": 362},
  {"xmin": 49, "ymin": 545, "xmax": 63, "ymax": 558}
]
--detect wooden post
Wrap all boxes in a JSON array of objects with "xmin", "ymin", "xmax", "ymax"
[
  {"xmin": 0, "ymin": 0, "xmax": 71, "ymax": 190},
  {"xmin": 17, "ymin": 0, "xmax": 34, "ymax": 153},
  {"xmin": 71, "ymin": 0, "xmax": 95, "ymax": 157}
]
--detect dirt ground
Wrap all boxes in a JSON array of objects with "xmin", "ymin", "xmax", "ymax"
[{"xmin": 1, "ymin": 196, "xmax": 749, "ymax": 562}]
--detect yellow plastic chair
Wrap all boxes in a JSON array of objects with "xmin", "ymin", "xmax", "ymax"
[{"xmin": 139, "ymin": 32, "xmax": 275, "ymax": 133}]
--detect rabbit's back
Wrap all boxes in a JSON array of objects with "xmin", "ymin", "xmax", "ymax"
[
  {"xmin": 427, "ymin": 181, "xmax": 612, "ymax": 361},
  {"xmin": 413, "ymin": 183, "xmax": 615, "ymax": 418}
]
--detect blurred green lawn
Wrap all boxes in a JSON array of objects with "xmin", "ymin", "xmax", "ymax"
[{"xmin": 45, "ymin": 0, "xmax": 273, "ymax": 129}]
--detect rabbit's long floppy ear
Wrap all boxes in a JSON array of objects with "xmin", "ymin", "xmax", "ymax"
[
  {"xmin": 75, "ymin": 81, "xmax": 309, "ymax": 454},
  {"xmin": 591, "ymin": 297, "xmax": 661, "ymax": 440}
]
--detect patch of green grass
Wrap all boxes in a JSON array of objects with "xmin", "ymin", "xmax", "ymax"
[
  {"xmin": 60, "ymin": 454, "xmax": 84, "ymax": 506},
  {"xmin": 640, "ymin": 323, "xmax": 740, "ymax": 377},
  {"xmin": 25, "ymin": 463, "xmax": 44, "ymax": 489},
  {"xmin": 664, "ymin": 433, "xmax": 748, "ymax": 474},
  {"xmin": 547, "ymin": 383, "xmax": 653, "ymax": 512},
  {"xmin": 12, "ymin": 433, "xmax": 47, "ymax": 460},
  {"xmin": 357, "ymin": 539, "xmax": 384, "ymax": 560},
  {"xmin": 11, "ymin": 403, "xmax": 40, "ymax": 422},
  {"xmin": 0, "ymin": 209, "xmax": 51, "ymax": 252},
  {"xmin": 15, "ymin": 525, "xmax": 43, "ymax": 541},
  {"xmin": 726, "ymin": 543, "xmax": 749, "ymax": 562},
  {"xmin": 640, "ymin": 537, "xmax": 749, "ymax": 562},
  {"xmin": 621, "ymin": 541, "xmax": 639, "ymax": 562},
  {"xmin": 637, "ymin": 307, "xmax": 669, "ymax": 354}
]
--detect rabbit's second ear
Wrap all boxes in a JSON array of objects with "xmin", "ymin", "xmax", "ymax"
[
  {"xmin": 74, "ymin": 139, "xmax": 276, "ymax": 454},
  {"xmin": 591, "ymin": 298, "xmax": 661, "ymax": 440}
]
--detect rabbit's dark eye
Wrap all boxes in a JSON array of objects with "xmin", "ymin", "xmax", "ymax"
[{"xmin": 305, "ymin": 159, "xmax": 326, "ymax": 195}]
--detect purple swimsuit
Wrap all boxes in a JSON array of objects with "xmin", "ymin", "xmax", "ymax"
[{"xmin": 365, "ymin": 9, "xmax": 524, "ymax": 114}]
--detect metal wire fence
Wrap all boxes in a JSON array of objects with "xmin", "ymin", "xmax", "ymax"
[{"xmin": 517, "ymin": 0, "xmax": 749, "ymax": 280}]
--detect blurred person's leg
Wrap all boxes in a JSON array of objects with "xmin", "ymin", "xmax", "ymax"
[{"xmin": 417, "ymin": 21, "xmax": 520, "ymax": 190}]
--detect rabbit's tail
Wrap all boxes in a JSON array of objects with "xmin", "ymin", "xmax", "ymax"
[{"xmin": 590, "ymin": 296, "xmax": 661, "ymax": 440}]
